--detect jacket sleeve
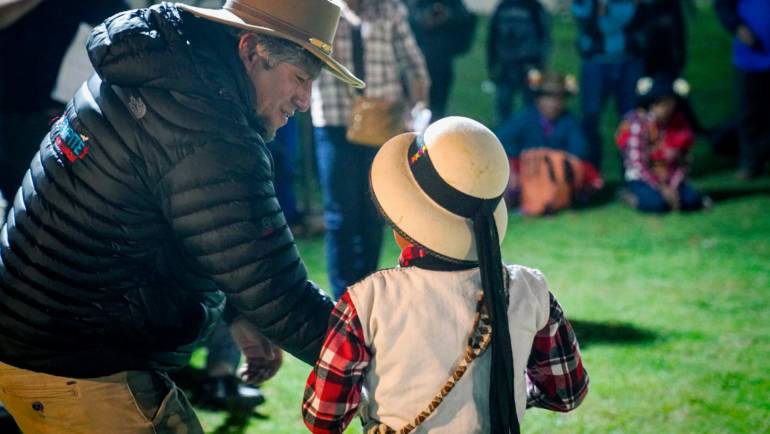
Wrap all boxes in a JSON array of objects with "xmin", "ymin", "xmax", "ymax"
[
  {"xmin": 571, "ymin": 0, "xmax": 603, "ymax": 57},
  {"xmin": 158, "ymin": 141, "xmax": 334, "ymax": 365},
  {"xmin": 526, "ymin": 292, "xmax": 589, "ymax": 412}
]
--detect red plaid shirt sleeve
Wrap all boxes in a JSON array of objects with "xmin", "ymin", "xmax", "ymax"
[
  {"xmin": 526, "ymin": 292, "xmax": 589, "ymax": 412},
  {"xmin": 303, "ymin": 292, "xmax": 371, "ymax": 434}
]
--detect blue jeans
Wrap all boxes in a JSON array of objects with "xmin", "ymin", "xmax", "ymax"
[
  {"xmin": 580, "ymin": 58, "xmax": 644, "ymax": 169},
  {"xmin": 626, "ymin": 180, "xmax": 704, "ymax": 213},
  {"xmin": 314, "ymin": 127, "xmax": 383, "ymax": 299},
  {"xmin": 494, "ymin": 65, "xmax": 537, "ymax": 125},
  {"xmin": 268, "ymin": 117, "xmax": 300, "ymax": 225}
]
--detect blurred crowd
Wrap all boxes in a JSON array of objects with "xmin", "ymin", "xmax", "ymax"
[
  {"xmin": 1, "ymin": 0, "xmax": 768, "ymax": 430},
  {"xmin": 490, "ymin": 0, "xmax": 768, "ymax": 216},
  {"xmin": 3, "ymin": 1, "xmax": 767, "ymax": 224}
]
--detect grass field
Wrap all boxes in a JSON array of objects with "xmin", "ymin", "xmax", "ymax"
[{"xmin": 194, "ymin": 6, "xmax": 770, "ymax": 434}]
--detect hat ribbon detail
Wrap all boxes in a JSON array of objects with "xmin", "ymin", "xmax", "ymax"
[
  {"xmin": 407, "ymin": 135, "xmax": 502, "ymax": 219},
  {"xmin": 226, "ymin": 1, "xmax": 333, "ymax": 54},
  {"xmin": 406, "ymin": 134, "xmax": 517, "ymax": 431}
]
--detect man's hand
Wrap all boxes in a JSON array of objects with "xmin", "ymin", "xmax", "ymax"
[
  {"xmin": 410, "ymin": 101, "xmax": 431, "ymax": 134},
  {"xmin": 229, "ymin": 317, "xmax": 283, "ymax": 385}
]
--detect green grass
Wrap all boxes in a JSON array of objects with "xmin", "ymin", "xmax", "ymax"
[{"xmin": 194, "ymin": 7, "xmax": 770, "ymax": 434}]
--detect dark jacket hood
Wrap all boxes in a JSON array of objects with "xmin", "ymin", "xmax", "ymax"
[{"xmin": 86, "ymin": 3, "xmax": 257, "ymax": 121}]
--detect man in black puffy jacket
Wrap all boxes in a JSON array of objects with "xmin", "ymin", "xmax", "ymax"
[{"xmin": 0, "ymin": 1, "xmax": 364, "ymax": 432}]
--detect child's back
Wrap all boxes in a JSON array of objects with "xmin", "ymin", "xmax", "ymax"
[
  {"xmin": 347, "ymin": 264, "xmax": 549, "ymax": 432},
  {"xmin": 303, "ymin": 117, "xmax": 588, "ymax": 434}
]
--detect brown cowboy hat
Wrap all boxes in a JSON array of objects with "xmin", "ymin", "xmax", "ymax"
[{"xmin": 176, "ymin": 0, "xmax": 365, "ymax": 89}]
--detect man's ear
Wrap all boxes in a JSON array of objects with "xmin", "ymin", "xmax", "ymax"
[{"xmin": 238, "ymin": 33, "xmax": 270, "ymax": 70}]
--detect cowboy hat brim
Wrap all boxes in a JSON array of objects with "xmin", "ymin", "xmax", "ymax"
[
  {"xmin": 176, "ymin": 3, "xmax": 365, "ymax": 89},
  {"xmin": 370, "ymin": 132, "xmax": 508, "ymax": 262}
]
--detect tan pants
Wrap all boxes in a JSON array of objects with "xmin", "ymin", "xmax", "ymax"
[{"xmin": 0, "ymin": 361, "xmax": 203, "ymax": 434}]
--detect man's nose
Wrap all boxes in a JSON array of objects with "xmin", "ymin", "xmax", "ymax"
[{"xmin": 294, "ymin": 80, "xmax": 312, "ymax": 112}]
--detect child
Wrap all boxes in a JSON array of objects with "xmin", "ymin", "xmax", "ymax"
[
  {"xmin": 496, "ymin": 71, "xmax": 603, "ymax": 216},
  {"xmin": 616, "ymin": 76, "xmax": 708, "ymax": 213},
  {"xmin": 302, "ymin": 117, "xmax": 588, "ymax": 433}
]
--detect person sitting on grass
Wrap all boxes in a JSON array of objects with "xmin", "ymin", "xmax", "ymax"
[
  {"xmin": 302, "ymin": 116, "xmax": 589, "ymax": 434},
  {"xmin": 616, "ymin": 76, "xmax": 710, "ymax": 213},
  {"xmin": 496, "ymin": 71, "xmax": 603, "ymax": 216}
]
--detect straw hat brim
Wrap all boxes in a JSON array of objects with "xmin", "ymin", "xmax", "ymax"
[
  {"xmin": 176, "ymin": 4, "xmax": 365, "ymax": 89},
  {"xmin": 370, "ymin": 132, "xmax": 508, "ymax": 262}
]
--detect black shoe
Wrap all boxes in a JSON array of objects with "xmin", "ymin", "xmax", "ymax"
[{"xmin": 198, "ymin": 376, "xmax": 265, "ymax": 412}]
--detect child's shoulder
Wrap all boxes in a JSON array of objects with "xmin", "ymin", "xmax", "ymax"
[
  {"xmin": 344, "ymin": 266, "xmax": 440, "ymax": 312},
  {"xmin": 346, "ymin": 266, "xmax": 474, "ymax": 296},
  {"xmin": 346, "ymin": 266, "xmax": 419, "ymax": 292},
  {"xmin": 505, "ymin": 264, "xmax": 551, "ymax": 313},
  {"xmin": 505, "ymin": 263, "xmax": 547, "ymax": 282},
  {"xmin": 347, "ymin": 264, "xmax": 549, "ymax": 295},
  {"xmin": 505, "ymin": 263, "xmax": 551, "ymax": 294}
]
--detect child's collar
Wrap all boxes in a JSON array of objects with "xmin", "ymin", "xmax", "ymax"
[{"xmin": 398, "ymin": 244, "xmax": 477, "ymax": 271}]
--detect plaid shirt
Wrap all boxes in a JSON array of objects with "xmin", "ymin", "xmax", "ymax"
[
  {"xmin": 310, "ymin": 0, "xmax": 430, "ymax": 127},
  {"xmin": 616, "ymin": 110, "xmax": 694, "ymax": 188},
  {"xmin": 302, "ymin": 286, "xmax": 589, "ymax": 434}
]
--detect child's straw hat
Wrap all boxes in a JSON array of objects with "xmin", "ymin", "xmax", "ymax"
[{"xmin": 370, "ymin": 117, "xmax": 509, "ymax": 262}]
